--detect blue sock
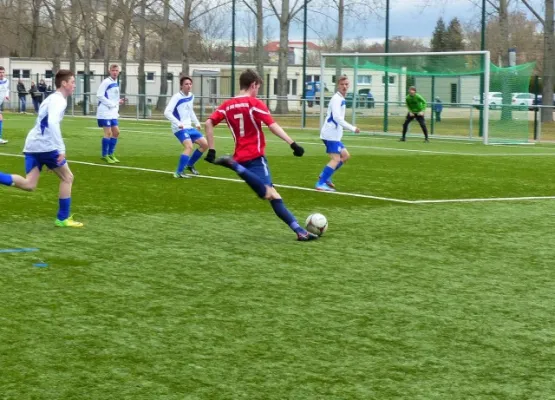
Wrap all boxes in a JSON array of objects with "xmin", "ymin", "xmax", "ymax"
[
  {"xmin": 318, "ymin": 166, "xmax": 335, "ymax": 185},
  {"xmin": 177, "ymin": 154, "xmax": 190, "ymax": 174},
  {"xmin": 0, "ymin": 120, "xmax": 3, "ymax": 139},
  {"xmin": 234, "ymin": 165, "xmax": 267, "ymax": 198},
  {"xmin": 270, "ymin": 199, "xmax": 305, "ymax": 233},
  {"xmin": 108, "ymin": 137, "xmax": 118, "ymax": 155},
  {"xmin": 0, "ymin": 172, "xmax": 13, "ymax": 186},
  {"xmin": 102, "ymin": 138, "xmax": 110, "ymax": 157},
  {"xmin": 336, "ymin": 161, "xmax": 344, "ymax": 171},
  {"xmin": 57, "ymin": 198, "xmax": 71, "ymax": 221},
  {"xmin": 187, "ymin": 149, "xmax": 203, "ymax": 167}
]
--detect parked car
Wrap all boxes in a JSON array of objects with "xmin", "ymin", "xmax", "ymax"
[
  {"xmin": 472, "ymin": 92, "xmax": 503, "ymax": 109},
  {"xmin": 511, "ymin": 93, "xmax": 535, "ymax": 110},
  {"xmin": 532, "ymin": 94, "xmax": 555, "ymax": 106}
]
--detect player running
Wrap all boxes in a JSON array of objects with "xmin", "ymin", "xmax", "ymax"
[
  {"xmin": 97, "ymin": 63, "xmax": 125, "ymax": 163},
  {"xmin": 0, "ymin": 66, "xmax": 10, "ymax": 144},
  {"xmin": 164, "ymin": 75, "xmax": 208, "ymax": 178},
  {"xmin": 204, "ymin": 69, "xmax": 318, "ymax": 241},
  {"xmin": 315, "ymin": 75, "xmax": 360, "ymax": 192},
  {"xmin": 0, "ymin": 70, "xmax": 84, "ymax": 227}
]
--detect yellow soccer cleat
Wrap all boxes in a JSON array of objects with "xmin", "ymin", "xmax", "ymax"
[{"xmin": 55, "ymin": 215, "xmax": 84, "ymax": 228}]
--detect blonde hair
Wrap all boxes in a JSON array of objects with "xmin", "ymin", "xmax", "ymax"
[{"xmin": 109, "ymin": 64, "xmax": 120, "ymax": 70}]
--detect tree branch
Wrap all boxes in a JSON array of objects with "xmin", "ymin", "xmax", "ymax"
[{"xmin": 520, "ymin": 0, "xmax": 544, "ymax": 25}]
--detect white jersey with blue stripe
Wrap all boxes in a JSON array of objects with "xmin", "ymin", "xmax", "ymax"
[
  {"xmin": 23, "ymin": 91, "xmax": 67, "ymax": 154},
  {"xmin": 0, "ymin": 78, "xmax": 9, "ymax": 106},
  {"xmin": 164, "ymin": 91, "xmax": 199, "ymax": 133},
  {"xmin": 96, "ymin": 77, "xmax": 120, "ymax": 119},
  {"xmin": 320, "ymin": 92, "xmax": 356, "ymax": 141}
]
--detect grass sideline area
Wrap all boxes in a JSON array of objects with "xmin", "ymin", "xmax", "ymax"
[{"xmin": 1, "ymin": 114, "xmax": 555, "ymax": 399}]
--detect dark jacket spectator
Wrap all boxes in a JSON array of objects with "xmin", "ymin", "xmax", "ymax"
[
  {"xmin": 45, "ymin": 85, "xmax": 53, "ymax": 98},
  {"xmin": 17, "ymin": 80, "xmax": 27, "ymax": 113},
  {"xmin": 38, "ymin": 79, "xmax": 47, "ymax": 100},
  {"xmin": 29, "ymin": 82, "xmax": 43, "ymax": 113}
]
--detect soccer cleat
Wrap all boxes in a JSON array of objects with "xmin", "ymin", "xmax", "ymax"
[
  {"xmin": 213, "ymin": 155, "xmax": 236, "ymax": 170},
  {"xmin": 318, "ymin": 177, "xmax": 335, "ymax": 189},
  {"xmin": 315, "ymin": 183, "xmax": 336, "ymax": 192},
  {"xmin": 186, "ymin": 165, "xmax": 199, "ymax": 175},
  {"xmin": 173, "ymin": 172, "xmax": 190, "ymax": 178},
  {"xmin": 55, "ymin": 215, "xmax": 84, "ymax": 228},
  {"xmin": 297, "ymin": 231, "xmax": 319, "ymax": 241},
  {"xmin": 101, "ymin": 156, "xmax": 115, "ymax": 164},
  {"xmin": 399, "ymin": 137, "xmax": 406, "ymax": 142},
  {"xmin": 424, "ymin": 138, "xmax": 430, "ymax": 143},
  {"xmin": 0, "ymin": 139, "xmax": 8, "ymax": 144},
  {"xmin": 109, "ymin": 154, "xmax": 120, "ymax": 163}
]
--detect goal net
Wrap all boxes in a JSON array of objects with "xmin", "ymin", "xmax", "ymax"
[{"xmin": 319, "ymin": 52, "xmax": 536, "ymax": 144}]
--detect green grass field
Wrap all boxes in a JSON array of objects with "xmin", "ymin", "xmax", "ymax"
[{"xmin": 1, "ymin": 114, "xmax": 555, "ymax": 399}]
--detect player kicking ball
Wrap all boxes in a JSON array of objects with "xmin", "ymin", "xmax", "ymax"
[
  {"xmin": 400, "ymin": 86, "xmax": 429, "ymax": 142},
  {"xmin": 315, "ymin": 75, "xmax": 360, "ymax": 192},
  {"xmin": 164, "ymin": 75, "xmax": 208, "ymax": 178},
  {"xmin": 0, "ymin": 70, "xmax": 83, "ymax": 227},
  {"xmin": 204, "ymin": 69, "xmax": 318, "ymax": 241}
]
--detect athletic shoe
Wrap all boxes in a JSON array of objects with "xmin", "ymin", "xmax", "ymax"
[
  {"xmin": 101, "ymin": 156, "xmax": 115, "ymax": 164},
  {"xmin": 399, "ymin": 137, "xmax": 406, "ymax": 142},
  {"xmin": 173, "ymin": 172, "xmax": 190, "ymax": 178},
  {"xmin": 297, "ymin": 231, "xmax": 319, "ymax": 241},
  {"xmin": 213, "ymin": 155, "xmax": 236, "ymax": 170},
  {"xmin": 424, "ymin": 138, "xmax": 430, "ymax": 143},
  {"xmin": 109, "ymin": 154, "xmax": 120, "ymax": 163},
  {"xmin": 315, "ymin": 183, "xmax": 336, "ymax": 192},
  {"xmin": 186, "ymin": 165, "xmax": 199, "ymax": 175},
  {"xmin": 55, "ymin": 215, "xmax": 84, "ymax": 227},
  {"xmin": 0, "ymin": 139, "xmax": 8, "ymax": 144},
  {"xmin": 318, "ymin": 177, "xmax": 335, "ymax": 189}
]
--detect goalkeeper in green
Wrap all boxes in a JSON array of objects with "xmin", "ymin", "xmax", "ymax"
[{"xmin": 400, "ymin": 86, "xmax": 429, "ymax": 142}]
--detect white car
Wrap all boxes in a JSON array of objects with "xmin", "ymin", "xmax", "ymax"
[
  {"xmin": 472, "ymin": 92, "xmax": 503, "ymax": 109},
  {"xmin": 511, "ymin": 93, "xmax": 535, "ymax": 110}
]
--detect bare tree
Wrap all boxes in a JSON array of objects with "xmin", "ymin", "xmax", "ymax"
[
  {"xmin": 268, "ymin": 0, "xmax": 310, "ymax": 114},
  {"xmin": 156, "ymin": 0, "xmax": 171, "ymax": 111},
  {"xmin": 43, "ymin": 0, "xmax": 64, "ymax": 74},
  {"xmin": 522, "ymin": 0, "xmax": 555, "ymax": 122},
  {"xmin": 243, "ymin": 0, "xmax": 265, "ymax": 78},
  {"xmin": 116, "ymin": 0, "xmax": 138, "ymax": 95},
  {"xmin": 138, "ymin": 0, "xmax": 147, "ymax": 114}
]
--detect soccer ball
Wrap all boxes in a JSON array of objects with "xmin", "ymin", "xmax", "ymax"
[{"xmin": 305, "ymin": 213, "xmax": 328, "ymax": 236}]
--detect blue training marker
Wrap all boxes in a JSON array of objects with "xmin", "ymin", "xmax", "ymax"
[
  {"xmin": 0, "ymin": 248, "xmax": 40, "ymax": 254},
  {"xmin": 33, "ymin": 263, "xmax": 48, "ymax": 268}
]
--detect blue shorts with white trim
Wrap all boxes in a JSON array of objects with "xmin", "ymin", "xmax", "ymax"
[
  {"xmin": 97, "ymin": 119, "xmax": 119, "ymax": 127},
  {"xmin": 322, "ymin": 139, "xmax": 346, "ymax": 154},
  {"xmin": 24, "ymin": 150, "xmax": 66, "ymax": 173},
  {"xmin": 240, "ymin": 156, "xmax": 273, "ymax": 186},
  {"xmin": 174, "ymin": 128, "xmax": 203, "ymax": 143}
]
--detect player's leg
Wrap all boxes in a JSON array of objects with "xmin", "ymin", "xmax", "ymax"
[
  {"xmin": 174, "ymin": 130, "xmax": 193, "ymax": 178},
  {"xmin": 213, "ymin": 155, "xmax": 270, "ymax": 198},
  {"xmin": 186, "ymin": 135, "xmax": 208, "ymax": 175},
  {"xmin": 0, "ymin": 166, "xmax": 41, "ymax": 191},
  {"xmin": 0, "ymin": 112, "xmax": 7, "ymax": 144},
  {"xmin": 99, "ymin": 120, "xmax": 114, "ymax": 163},
  {"xmin": 51, "ymin": 162, "xmax": 83, "ymax": 227},
  {"xmin": 108, "ymin": 122, "xmax": 121, "ymax": 162},
  {"xmin": 316, "ymin": 141, "xmax": 343, "ymax": 191},
  {"xmin": 416, "ymin": 115, "xmax": 429, "ymax": 141},
  {"xmin": 400, "ymin": 113, "xmax": 414, "ymax": 141}
]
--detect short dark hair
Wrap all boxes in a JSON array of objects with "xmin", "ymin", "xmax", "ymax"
[
  {"xmin": 0, "ymin": 66, "xmax": 4, "ymax": 71},
  {"xmin": 180, "ymin": 76, "xmax": 192, "ymax": 86},
  {"xmin": 55, "ymin": 69, "xmax": 74, "ymax": 89},
  {"xmin": 239, "ymin": 69, "xmax": 262, "ymax": 90},
  {"xmin": 409, "ymin": 86, "xmax": 417, "ymax": 91}
]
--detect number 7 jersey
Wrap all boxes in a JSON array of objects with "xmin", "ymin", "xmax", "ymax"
[{"xmin": 208, "ymin": 95, "xmax": 275, "ymax": 163}]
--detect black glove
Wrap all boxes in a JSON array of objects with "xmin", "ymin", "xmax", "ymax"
[
  {"xmin": 205, "ymin": 149, "xmax": 216, "ymax": 163},
  {"xmin": 290, "ymin": 142, "xmax": 304, "ymax": 157}
]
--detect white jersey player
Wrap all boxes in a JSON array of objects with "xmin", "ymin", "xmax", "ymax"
[
  {"xmin": 0, "ymin": 70, "xmax": 83, "ymax": 227},
  {"xmin": 97, "ymin": 63, "xmax": 124, "ymax": 164},
  {"xmin": 164, "ymin": 76, "xmax": 208, "ymax": 177},
  {"xmin": 315, "ymin": 76, "xmax": 360, "ymax": 192},
  {"xmin": 0, "ymin": 66, "xmax": 10, "ymax": 144}
]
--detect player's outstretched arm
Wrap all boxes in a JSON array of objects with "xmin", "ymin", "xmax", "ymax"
[
  {"xmin": 204, "ymin": 119, "xmax": 216, "ymax": 162},
  {"xmin": 268, "ymin": 122, "xmax": 304, "ymax": 157}
]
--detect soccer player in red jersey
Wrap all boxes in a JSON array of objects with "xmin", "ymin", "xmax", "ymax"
[{"xmin": 204, "ymin": 69, "xmax": 318, "ymax": 241}]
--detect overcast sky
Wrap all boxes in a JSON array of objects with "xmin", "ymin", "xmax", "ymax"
[{"xmin": 236, "ymin": 0, "xmax": 540, "ymax": 44}]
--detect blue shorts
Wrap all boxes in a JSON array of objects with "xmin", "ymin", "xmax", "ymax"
[
  {"xmin": 175, "ymin": 128, "xmax": 203, "ymax": 143},
  {"xmin": 97, "ymin": 119, "xmax": 119, "ymax": 128},
  {"xmin": 24, "ymin": 151, "xmax": 66, "ymax": 173},
  {"xmin": 240, "ymin": 156, "xmax": 273, "ymax": 186},
  {"xmin": 322, "ymin": 140, "xmax": 346, "ymax": 154}
]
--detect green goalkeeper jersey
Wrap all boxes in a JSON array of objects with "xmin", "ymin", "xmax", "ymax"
[{"xmin": 405, "ymin": 93, "xmax": 427, "ymax": 113}]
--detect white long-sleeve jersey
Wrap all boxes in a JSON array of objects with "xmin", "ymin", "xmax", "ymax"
[
  {"xmin": 164, "ymin": 91, "xmax": 200, "ymax": 133},
  {"xmin": 96, "ymin": 77, "xmax": 120, "ymax": 120},
  {"xmin": 0, "ymin": 78, "xmax": 9, "ymax": 106},
  {"xmin": 320, "ymin": 92, "xmax": 357, "ymax": 141},
  {"xmin": 23, "ymin": 91, "xmax": 67, "ymax": 154}
]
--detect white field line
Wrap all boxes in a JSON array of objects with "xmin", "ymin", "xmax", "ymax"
[
  {"xmin": 2, "ymin": 152, "xmax": 554, "ymax": 204},
  {"xmin": 82, "ymin": 127, "xmax": 555, "ymax": 157},
  {"xmin": 0, "ymin": 152, "xmax": 411, "ymax": 204}
]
